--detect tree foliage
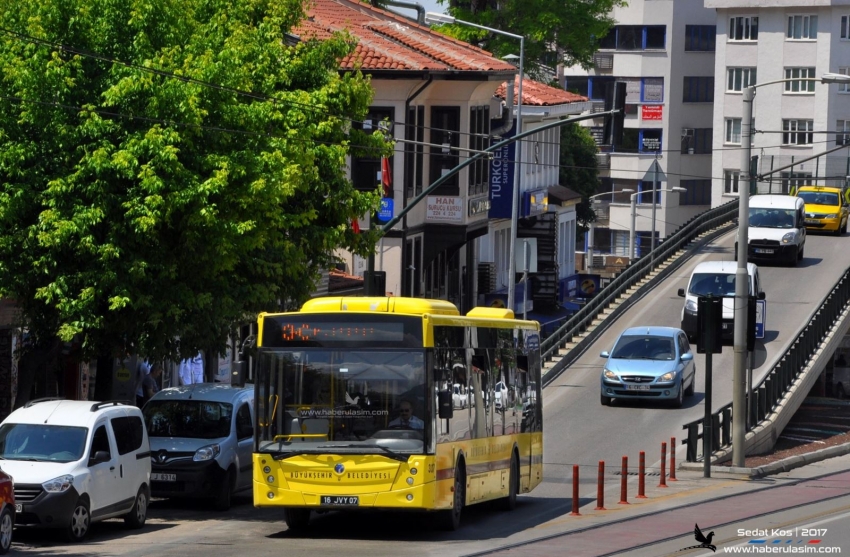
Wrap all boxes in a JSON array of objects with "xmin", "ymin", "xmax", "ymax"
[
  {"xmin": 432, "ymin": 0, "xmax": 625, "ymax": 79},
  {"xmin": 558, "ymin": 123, "xmax": 600, "ymax": 233},
  {"xmin": 0, "ymin": 0, "xmax": 389, "ymax": 362}
]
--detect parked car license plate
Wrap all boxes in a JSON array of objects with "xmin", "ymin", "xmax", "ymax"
[
  {"xmin": 14, "ymin": 504, "xmax": 21, "ymax": 513},
  {"xmin": 805, "ymin": 219, "xmax": 819, "ymax": 224},
  {"xmin": 151, "ymin": 473, "xmax": 177, "ymax": 482},
  {"xmin": 625, "ymin": 384, "xmax": 650, "ymax": 391},
  {"xmin": 754, "ymin": 248, "xmax": 773, "ymax": 254},
  {"xmin": 321, "ymin": 495, "xmax": 359, "ymax": 506}
]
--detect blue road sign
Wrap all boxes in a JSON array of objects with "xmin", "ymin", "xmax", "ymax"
[{"xmin": 377, "ymin": 198, "xmax": 394, "ymax": 223}]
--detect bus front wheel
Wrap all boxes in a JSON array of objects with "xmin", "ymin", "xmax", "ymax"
[
  {"xmin": 437, "ymin": 462, "xmax": 465, "ymax": 531},
  {"xmin": 284, "ymin": 508, "xmax": 311, "ymax": 532}
]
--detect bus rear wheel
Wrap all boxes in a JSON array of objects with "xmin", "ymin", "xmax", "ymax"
[
  {"xmin": 499, "ymin": 453, "xmax": 519, "ymax": 511},
  {"xmin": 284, "ymin": 508, "xmax": 311, "ymax": 532},
  {"xmin": 437, "ymin": 463, "xmax": 465, "ymax": 531}
]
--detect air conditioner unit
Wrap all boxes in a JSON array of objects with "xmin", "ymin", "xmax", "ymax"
[{"xmin": 682, "ymin": 128, "xmax": 695, "ymax": 138}]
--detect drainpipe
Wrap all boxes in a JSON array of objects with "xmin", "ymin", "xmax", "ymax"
[
  {"xmin": 490, "ymin": 80, "xmax": 515, "ymax": 137},
  {"xmin": 374, "ymin": 0, "xmax": 426, "ymax": 25},
  {"xmin": 402, "ymin": 77, "xmax": 433, "ymax": 296}
]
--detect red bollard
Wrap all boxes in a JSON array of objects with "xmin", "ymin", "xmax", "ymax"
[
  {"xmin": 570, "ymin": 465, "xmax": 581, "ymax": 516},
  {"xmin": 637, "ymin": 451, "xmax": 647, "ymax": 499},
  {"xmin": 595, "ymin": 460, "xmax": 606, "ymax": 510},
  {"xmin": 669, "ymin": 437, "xmax": 677, "ymax": 481},
  {"xmin": 618, "ymin": 456, "xmax": 629, "ymax": 504},
  {"xmin": 659, "ymin": 442, "xmax": 668, "ymax": 488}
]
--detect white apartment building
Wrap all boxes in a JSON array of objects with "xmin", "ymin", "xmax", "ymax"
[
  {"xmin": 709, "ymin": 0, "xmax": 850, "ymax": 204},
  {"xmin": 562, "ymin": 0, "xmax": 715, "ymax": 259}
]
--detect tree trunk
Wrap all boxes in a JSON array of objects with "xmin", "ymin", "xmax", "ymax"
[{"xmin": 94, "ymin": 350, "xmax": 114, "ymax": 402}]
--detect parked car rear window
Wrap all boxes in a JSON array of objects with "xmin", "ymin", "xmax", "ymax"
[
  {"xmin": 0, "ymin": 423, "xmax": 87, "ymax": 462},
  {"xmin": 144, "ymin": 401, "xmax": 233, "ymax": 439}
]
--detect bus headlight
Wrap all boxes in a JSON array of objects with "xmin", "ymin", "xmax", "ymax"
[
  {"xmin": 263, "ymin": 466, "xmax": 271, "ymax": 474},
  {"xmin": 406, "ymin": 477, "xmax": 414, "ymax": 485},
  {"xmin": 267, "ymin": 476, "xmax": 275, "ymax": 483},
  {"xmin": 410, "ymin": 468, "xmax": 418, "ymax": 475}
]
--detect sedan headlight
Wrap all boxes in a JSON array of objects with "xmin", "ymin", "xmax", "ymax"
[
  {"xmin": 603, "ymin": 369, "xmax": 619, "ymax": 381},
  {"xmin": 659, "ymin": 372, "xmax": 676, "ymax": 382},
  {"xmin": 781, "ymin": 232, "xmax": 796, "ymax": 244},
  {"xmin": 193, "ymin": 444, "xmax": 221, "ymax": 462},
  {"xmin": 685, "ymin": 299, "xmax": 697, "ymax": 313},
  {"xmin": 43, "ymin": 474, "xmax": 74, "ymax": 493}
]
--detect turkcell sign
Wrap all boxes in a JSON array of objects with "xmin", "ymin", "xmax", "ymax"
[{"xmin": 489, "ymin": 121, "xmax": 516, "ymax": 219}]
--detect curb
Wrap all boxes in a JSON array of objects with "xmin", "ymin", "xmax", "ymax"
[{"xmin": 680, "ymin": 441, "xmax": 850, "ymax": 479}]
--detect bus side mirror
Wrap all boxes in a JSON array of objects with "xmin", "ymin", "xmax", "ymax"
[
  {"xmin": 232, "ymin": 360, "xmax": 247, "ymax": 387},
  {"xmin": 438, "ymin": 390, "xmax": 453, "ymax": 419}
]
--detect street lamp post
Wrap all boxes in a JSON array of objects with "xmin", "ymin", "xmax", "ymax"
[
  {"xmin": 731, "ymin": 72, "xmax": 850, "ymax": 467},
  {"xmin": 629, "ymin": 187, "xmax": 686, "ymax": 260},
  {"xmin": 425, "ymin": 12, "xmax": 525, "ymax": 314}
]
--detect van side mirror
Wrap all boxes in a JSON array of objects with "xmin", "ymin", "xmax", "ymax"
[
  {"xmin": 438, "ymin": 390, "xmax": 453, "ymax": 419},
  {"xmin": 89, "ymin": 450, "xmax": 110, "ymax": 466},
  {"xmin": 677, "ymin": 288, "xmax": 685, "ymax": 297}
]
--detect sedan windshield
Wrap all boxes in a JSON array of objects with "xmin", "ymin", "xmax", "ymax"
[
  {"xmin": 144, "ymin": 401, "xmax": 233, "ymax": 439},
  {"xmin": 0, "ymin": 423, "xmax": 87, "ymax": 463},
  {"xmin": 611, "ymin": 335, "xmax": 675, "ymax": 361},
  {"xmin": 798, "ymin": 191, "xmax": 838, "ymax": 206}
]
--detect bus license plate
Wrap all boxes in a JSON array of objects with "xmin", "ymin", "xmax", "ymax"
[
  {"xmin": 151, "ymin": 473, "xmax": 177, "ymax": 482},
  {"xmin": 754, "ymin": 248, "xmax": 773, "ymax": 254},
  {"xmin": 625, "ymin": 385, "xmax": 650, "ymax": 391},
  {"xmin": 321, "ymin": 496, "xmax": 359, "ymax": 506},
  {"xmin": 14, "ymin": 504, "xmax": 21, "ymax": 513}
]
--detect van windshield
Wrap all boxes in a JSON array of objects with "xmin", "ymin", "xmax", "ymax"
[
  {"xmin": 143, "ymin": 401, "xmax": 233, "ymax": 439},
  {"xmin": 749, "ymin": 208, "xmax": 796, "ymax": 228},
  {"xmin": 688, "ymin": 272, "xmax": 751, "ymax": 297},
  {"xmin": 0, "ymin": 423, "xmax": 87, "ymax": 463}
]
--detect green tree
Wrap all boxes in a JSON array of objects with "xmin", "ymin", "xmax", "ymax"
[
  {"xmin": 427, "ymin": 0, "xmax": 624, "ymax": 79},
  {"xmin": 0, "ymin": 0, "xmax": 389, "ymax": 396},
  {"xmin": 558, "ymin": 123, "xmax": 600, "ymax": 234}
]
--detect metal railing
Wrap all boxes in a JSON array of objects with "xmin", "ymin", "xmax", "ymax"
[
  {"xmin": 541, "ymin": 199, "xmax": 739, "ymax": 384},
  {"xmin": 682, "ymin": 264, "xmax": 850, "ymax": 462}
]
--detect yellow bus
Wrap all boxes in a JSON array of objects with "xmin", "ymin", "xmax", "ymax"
[{"xmin": 251, "ymin": 296, "xmax": 543, "ymax": 531}]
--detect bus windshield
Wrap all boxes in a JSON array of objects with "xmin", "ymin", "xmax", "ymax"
[{"xmin": 255, "ymin": 349, "xmax": 427, "ymax": 458}]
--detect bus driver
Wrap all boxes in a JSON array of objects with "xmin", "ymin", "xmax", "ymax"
[{"xmin": 388, "ymin": 400, "xmax": 424, "ymax": 430}]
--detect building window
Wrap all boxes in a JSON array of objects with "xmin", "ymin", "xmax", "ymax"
[
  {"xmin": 787, "ymin": 15, "xmax": 817, "ymax": 40},
  {"xmin": 782, "ymin": 119, "xmax": 814, "ymax": 145},
  {"xmin": 637, "ymin": 180, "xmax": 662, "ymax": 204},
  {"xmin": 784, "ymin": 68, "xmax": 816, "ymax": 93},
  {"xmin": 353, "ymin": 107, "xmax": 394, "ymax": 192},
  {"xmin": 837, "ymin": 121, "xmax": 850, "ymax": 146},
  {"xmin": 597, "ymin": 25, "xmax": 666, "ymax": 50},
  {"xmin": 729, "ymin": 16, "xmax": 758, "ymax": 41},
  {"xmin": 468, "ymin": 105, "xmax": 490, "ymax": 196},
  {"xmin": 405, "ymin": 105, "xmax": 425, "ymax": 197},
  {"xmin": 725, "ymin": 118, "xmax": 742, "ymax": 144},
  {"xmin": 839, "ymin": 68, "xmax": 850, "ymax": 93},
  {"xmin": 724, "ymin": 170, "xmax": 740, "ymax": 194},
  {"xmin": 680, "ymin": 180, "xmax": 712, "ymax": 205},
  {"xmin": 780, "ymin": 172, "xmax": 812, "ymax": 194},
  {"xmin": 726, "ymin": 67, "xmax": 757, "ymax": 92},
  {"xmin": 683, "ymin": 77, "xmax": 714, "ymax": 102},
  {"xmin": 685, "ymin": 25, "xmax": 716, "ymax": 51},
  {"xmin": 429, "ymin": 107, "xmax": 460, "ymax": 194},
  {"xmin": 842, "ymin": 16, "xmax": 850, "ymax": 39},
  {"xmin": 681, "ymin": 128, "xmax": 712, "ymax": 154}
]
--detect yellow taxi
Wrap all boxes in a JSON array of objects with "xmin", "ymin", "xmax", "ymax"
[{"xmin": 794, "ymin": 185, "xmax": 849, "ymax": 235}]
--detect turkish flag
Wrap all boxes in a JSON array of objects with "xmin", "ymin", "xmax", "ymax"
[
  {"xmin": 351, "ymin": 218, "xmax": 361, "ymax": 234},
  {"xmin": 381, "ymin": 157, "xmax": 392, "ymax": 198}
]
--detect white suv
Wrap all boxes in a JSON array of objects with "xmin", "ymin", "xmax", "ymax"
[{"xmin": 0, "ymin": 399, "xmax": 151, "ymax": 541}]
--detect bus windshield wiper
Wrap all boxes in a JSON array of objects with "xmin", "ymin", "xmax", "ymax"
[{"xmin": 319, "ymin": 444, "xmax": 410, "ymax": 462}]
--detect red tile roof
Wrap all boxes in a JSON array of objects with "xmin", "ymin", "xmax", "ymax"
[
  {"xmin": 495, "ymin": 77, "xmax": 589, "ymax": 107},
  {"xmin": 297, "ymin": 0, "xmax": 517, "ymax": 73}
]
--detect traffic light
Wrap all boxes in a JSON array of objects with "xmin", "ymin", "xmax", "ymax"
[{"xmin": 603, "ymin": 81, "xmax": 626, "ymax": 148}]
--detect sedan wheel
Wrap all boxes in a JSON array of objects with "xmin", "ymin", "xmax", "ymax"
[
  {"xmin": 600, "ymin": 392, "xmax": 612, "ymax": 406},
  {"xmin": 671, "ymin": 382, "xmax": 684, "ymax": 408}
]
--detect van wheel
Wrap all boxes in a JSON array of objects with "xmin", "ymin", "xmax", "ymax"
[
  {"xmin": 0, "ymin": 506, "xmax": 13, "ymax": 555},
  {"xmin": 124, "ymin": 486, "xmax": 148, "ymax": 528},
  {"xmin": 437, "ymin": 462, "xmax": 465, "ymax": 531},
  {"xmin": 213, "ymin": 469, "xmax": 233, "ymax": 511},
  {"xmin": 284, "ymin": 508, "xmax": 311, "ymax": 532},
  {"xmin": 65, "ymin": 497, "xmax": 90, "ymax": 542}
]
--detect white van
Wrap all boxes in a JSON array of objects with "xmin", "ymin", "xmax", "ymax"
[
  {"xmin": 677, "ymin": 260, "xmax": 765, "ymax": 341},
  {"xmin": 737, "ymin": 194, "xmax": 806, "ymax": 266},
  {"xmin": 0, "ymin": 399, "xmax": 151, "ymax": 541},
  {"xmin": 142, "ymin": 384, "xmax": 254, "ymax": 510}
]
